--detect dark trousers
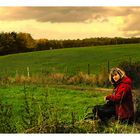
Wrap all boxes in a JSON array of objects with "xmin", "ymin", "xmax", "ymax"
[{"xmin": 118, "ymin": 117, "xmax": 134, "ymax": 125}]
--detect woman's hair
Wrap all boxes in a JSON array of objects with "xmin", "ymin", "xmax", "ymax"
[{"xmin": 109, "ymin": 67, "xmax": 126, "ymax": 84}]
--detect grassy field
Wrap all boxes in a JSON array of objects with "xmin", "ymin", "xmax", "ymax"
[
  {"xmin": 1, "ymin": 84, "xmax": 140, "ymax": 133},
  {"xmin": 0, "ymin": 84, "xmax": 106, "ymax": 132},
  {"xmin": 0, "ymin": 43, "xmax": 140, "ymax": 76},
  {"xmin": 1, "ymin": 44, "xmax": 140, "ymax": 133}
]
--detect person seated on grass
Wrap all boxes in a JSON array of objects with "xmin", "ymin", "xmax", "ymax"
[{"xmin": 104, "ymin": 67, "xmax": 134, "ymax": 125}]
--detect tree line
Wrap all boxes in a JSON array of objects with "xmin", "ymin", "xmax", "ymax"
[{"xmin": 0, "ymin": 32, "xmax": 140, "ymax": 55}]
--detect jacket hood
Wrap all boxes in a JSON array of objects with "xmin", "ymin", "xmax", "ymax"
[{"xmin": 120, "ymin": 76, "xmax": 132, "ymax": 85}]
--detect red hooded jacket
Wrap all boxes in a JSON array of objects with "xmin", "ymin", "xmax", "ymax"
[{"xmin": 106, "ymin": 76, "xmax": 134, "ymax": 119}]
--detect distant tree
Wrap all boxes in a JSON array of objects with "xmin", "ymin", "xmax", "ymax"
[
  {"xmin": 0, "ymin": 32, "xmax": 17, "ymax": 55},
  {"xmin": 35, "ymin": 39, "xmax": 50, "ymax": 51},
  {"xmin": 0, "ymin": 32, "xmax": 35, "ymax": 55},
  {"xmin": 1, "ymin": 31, "xmax": 140, "ymax": 55},
  {"xmin": 16, "ymin": 32, "xmax": 35, "ymax": 52}
]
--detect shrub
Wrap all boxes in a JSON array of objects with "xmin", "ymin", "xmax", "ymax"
[
  {"xmin": 48, "ymin": 73, "xmax": 65, "ymax": 84},
  {"xmin": 66, "ymin": 72, "xmax": 85, "ymax": 85},
  {"xmin": 15, "ymin": 75, "xmax": 31, "ymax": 83},
  {"xmin": 85, "ymin": 75, "xmax": 98, "ymax": 86},
  {"xmin": 97, "ymin": 73, "xmax": 109, "ymax": 87},
  {"xmin": 0, "ymin": 76, "xmax": 10, "ymax": 86},
  {"xmin": 118, "ymin": 60, "xmax": 140, "ymax": 88},
  {"xmin": 66, "ymin": 72, "xmax": 95, "ymax": 85}
]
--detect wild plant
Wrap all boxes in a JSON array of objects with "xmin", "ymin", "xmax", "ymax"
[
  {"xmin": 0, "ymin": 98, "xmax": 17, "ymax": 133},
  {"xmin": 20, "ymin": 83, "xmax": 39, "ymax": 131}
]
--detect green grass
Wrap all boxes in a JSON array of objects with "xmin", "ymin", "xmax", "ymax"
[
  {"xmin": 1, "ymin": 84, "xmax": 139, "ymax": 133},
  {"xmin": 1, "ymin": 43, "xmax": 140, "ymax": 76},
  {"xmin": 0, "ymin": 84, "xmax": 106, "ymax": 132},
  {"xmin": 1, "ymin": 44, "xmax": 140, "ymax": 133}
]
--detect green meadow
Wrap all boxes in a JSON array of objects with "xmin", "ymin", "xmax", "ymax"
[
  {"xmin": 0, "ymin": 84, "xmax": 106, "ymax": 132},
  {"xmin": 1, "ymin": 43, "xmax": 140, "ymax": 133},
  {"xmin": 0, "ymin": 43, "xmax": 140, "ymax": 76}
]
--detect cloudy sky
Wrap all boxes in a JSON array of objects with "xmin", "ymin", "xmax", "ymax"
[{"xmin": 0, "ymin": 7, "xmax": 140, "ymax": 40}]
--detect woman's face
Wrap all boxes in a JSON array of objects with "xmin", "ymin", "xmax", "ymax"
[{"xmin": 112, "ymin": 73, "xmax": 120, "ymax": 82}]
